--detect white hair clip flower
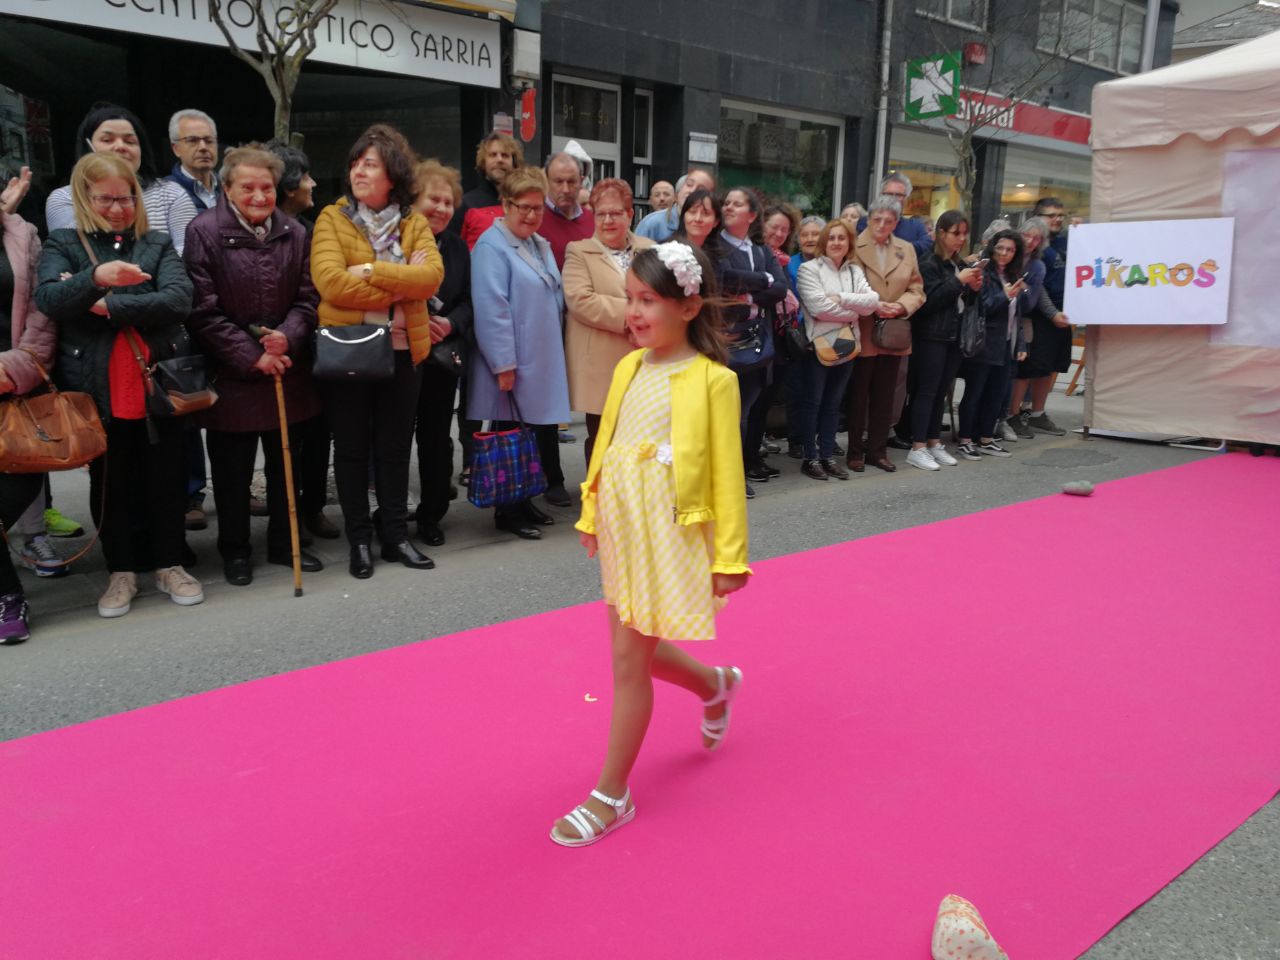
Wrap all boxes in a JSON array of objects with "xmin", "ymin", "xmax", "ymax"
[{"xmin": 653, "ymin": 242, "xmax": 703, "ymax": 297}]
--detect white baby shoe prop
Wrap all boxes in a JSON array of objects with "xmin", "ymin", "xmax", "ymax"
[{"xmin": 931, "ymin": 894, "xmax": 1010, "ymax": 960}]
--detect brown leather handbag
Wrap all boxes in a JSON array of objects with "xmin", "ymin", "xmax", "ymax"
[{"xmin": 0, "ymin": 355, "xmax": 107, "ymax": 473}]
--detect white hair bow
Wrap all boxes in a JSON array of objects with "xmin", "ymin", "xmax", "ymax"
[{"xmin": 653, "ymin": 241, "xmax": 703, "ymax": 297}]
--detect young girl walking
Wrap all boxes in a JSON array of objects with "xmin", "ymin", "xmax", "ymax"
[{"xmin": 551, "ymin": 242, "xmax": 753, "ymax": 847}]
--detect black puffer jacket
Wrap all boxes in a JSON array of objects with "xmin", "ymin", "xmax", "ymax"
[
  {"xmin": 35, "ymin": 228, "xmax": 193, "ymax": 420},
  {"xmin": 914, "ymin": 252, "xmax": 976, "ymax": 344}
]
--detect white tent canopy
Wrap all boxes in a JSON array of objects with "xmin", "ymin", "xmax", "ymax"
[
  {"xmin": 1093, "ymin": 30, "xmax": 1280, "ymax": 150},
  {"xmin": 1085, "ymin": 29, "xmax": 1280, "ymax": 444}
]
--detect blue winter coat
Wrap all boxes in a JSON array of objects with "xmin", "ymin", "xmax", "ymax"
[{"xmin": 467, "ymin": 220, "xmax": 570, "ymax": 425}]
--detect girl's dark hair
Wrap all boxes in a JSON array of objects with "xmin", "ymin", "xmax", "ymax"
[
  {"xmin": 982, "ymin": 229, "xmax": 1026, "ymax": 282},
  {"xmin": 932, "ymin": 209, "xmax": 970, "ymax": 262},
  {"xmin": 74, "ymin": 102, "xmax": 158, "ymax": 189},
  {"xmin": 669, "ymin": 188, "xmax": 724, "ymax": 259},
  {"xmin": 724, "ymin": 187, "xmax": 764, "ymax": 244},
  {"xmin": 343, "ymin": 123, "xmax": 418, "ymax": 211},
  {"xmin": 265, "ymin": 139, "xmax": 311, "ymax": 193},
  {"xmin": 630, "ymin": 244, "xmax": 730, "ymax": 366}
]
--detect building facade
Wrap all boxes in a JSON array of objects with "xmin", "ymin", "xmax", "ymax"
[
  {"xmin": 533, "ymin": 0, "xmax": 880, "ymax": 219},
  {"xmin": 886, "ymin": 0, "xmax": 1179, "ymax": 227},
  {"xmin": 0, "ymin": 0, "xmax": 1178, "ymax": 233},
  {"xmin": 0, "ymin": 0, "xmax": 512, "ymax": 232}
]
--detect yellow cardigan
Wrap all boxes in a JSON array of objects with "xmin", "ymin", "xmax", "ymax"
[
  {"xmin": 577, "ymin": 349, "xmax": 752, "ymax": 577},
  {"xmin": 310, "ymin": 199, "xmax": 445, "ymax": 365}
]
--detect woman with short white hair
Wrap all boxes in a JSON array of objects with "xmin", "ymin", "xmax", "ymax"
[{"xmin": 1006, "ymin": 215, "xmax": 1071, "ymax": 438}]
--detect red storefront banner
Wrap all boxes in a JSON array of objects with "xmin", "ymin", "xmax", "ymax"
[{"xmin": 953, "ymin": 89, "xmax": 1091, "ymax": 146}]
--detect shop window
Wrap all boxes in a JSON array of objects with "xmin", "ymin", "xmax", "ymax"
[
  {"xmin": 1038, "ymin": 0, "xmax": 1146, "ymax": 73},
  {"xmin": 718, "ymin": 101, "xmax": 843, "ymax": 217},
  {"xmin": 917, "ymin": 0, "xmax": 988, "ymax": 29},
  {"xmin": 1000, "ymin": 144, "xmax": 1091, "ymax": 222},
  {"xmin": 551, "ymin": 77, "xmax": 621, "ymax": 159}
]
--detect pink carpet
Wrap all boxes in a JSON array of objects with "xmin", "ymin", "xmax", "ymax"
[{"xmin": 4, "ymin": 455, "xmax": 1279, "ymax": 959}]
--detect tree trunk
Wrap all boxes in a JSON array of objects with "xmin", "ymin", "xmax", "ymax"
[{"xmin": 274, "ymin": 92, "xmax": 292, "ymax": 142}]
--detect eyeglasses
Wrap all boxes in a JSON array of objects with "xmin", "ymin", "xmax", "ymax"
[
  {"xmin": 174, "ymin": 136, "xmax": 216, "ymax": 147},
  {"xmin": 883, "ymin": 191, "xmax": 908, "ymax": 200},
  {"xmin": 506, "ymin": 201, "xmax": 542, "ymax": 217},
  {"xmin": 595, "ymin": 209, "xmax": 629, "ymax": 221},
  {"xmin": 1043, "ymin": 213, "xmax": 1065, "ymax": 219},
  {"xmin": 90, "ymin": 194, "xmax": 137, "ymax": 209}
]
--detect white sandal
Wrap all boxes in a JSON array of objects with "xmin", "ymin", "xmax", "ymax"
[
  {"xmin": 550, "ymin": 787, "xmax": 635, "ymax": 847},
  {"xmin": 701, "ymin": 665, "xmax": 744, "ymax": 751}
]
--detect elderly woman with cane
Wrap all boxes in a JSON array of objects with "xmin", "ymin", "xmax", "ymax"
[{"xmin": 184, "ymin": 144, "xmax": 323, "ymax": 587}]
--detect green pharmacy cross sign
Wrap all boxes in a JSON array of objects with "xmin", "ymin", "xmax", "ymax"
[{"xmin": 904, "ymin": 51, "xmax": 962, "ymax": 120}]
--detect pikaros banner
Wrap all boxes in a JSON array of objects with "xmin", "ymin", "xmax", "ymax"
[
  {"xmin": 1064, "ymin": 218, "xmax": 1234, "ymax": 325},
  {"xmin": 0, "ymin": 0, "xmax": 500, "ymax": 88}
]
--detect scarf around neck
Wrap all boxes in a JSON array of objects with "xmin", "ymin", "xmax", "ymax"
[{"xmin": 352, "ymin": 201, "xmax": 404, "ymax": 262}]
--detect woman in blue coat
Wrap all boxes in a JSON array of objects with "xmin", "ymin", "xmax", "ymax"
[{"xmin": 468, "ymin": 167, "xmax": 571, "ymax": 540}]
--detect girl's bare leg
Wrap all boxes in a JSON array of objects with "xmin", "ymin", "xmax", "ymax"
[{"xmin": 553, "ymin": 607, "xmax": 656, "ymax": 838}]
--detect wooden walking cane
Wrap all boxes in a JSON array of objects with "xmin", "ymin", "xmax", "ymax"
[
  {"xmin": 272, "ymin": 373, "xmax": 304, "ymax": 597},
  {"xmin": 252, "ymin": 324, "xmax": 304, "ymax": 597}
]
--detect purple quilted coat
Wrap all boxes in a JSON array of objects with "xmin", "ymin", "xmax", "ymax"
[{"xmin": 183, "ymin": 198, "xmax": 321, "ymax": 432}]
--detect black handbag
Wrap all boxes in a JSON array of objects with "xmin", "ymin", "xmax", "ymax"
[
  {"xmin": 428, "ymin": 336, "xmax": 468, "ymax": 376},
  {"xmin": 313, "ymin": 322, "xmax": 394, "ymax": 381},
  {"xmin": 727, "ymin": 317, "xmax": 776, "ymax": 373},
  {"xmin": 959, "ymin": 301, "xmax": 986, "ymax": 359},
  {"xmin": 122, "ymin": 328, "xmax": 218, "ymax": 430}
]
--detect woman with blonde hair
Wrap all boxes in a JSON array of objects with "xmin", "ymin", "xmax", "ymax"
[
  {"xmin": 35, "ymin": 152, "xmax": 198, "ymax": 618},
  {"xmin": 795, "ymin": 218, "xmax": 879, "ymax": 481},
  {"xmin": 563, "ymin": 177, "xmax": 654, "ymax": 464}
]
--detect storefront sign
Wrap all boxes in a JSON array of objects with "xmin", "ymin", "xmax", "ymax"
[
  {"xmin": 955, "ymin": 90, "xmax": 1091, "ymax": 146},
  {"xmin": 1064, "ymin": 218, "xmax": 1234, "ymax": 326},
  {"xmin": 0, "ymin": 0, "xmax": 501, "ymax": 88}
]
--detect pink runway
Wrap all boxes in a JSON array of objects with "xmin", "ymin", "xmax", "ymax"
[{"xmin": 4, "ymin": 455, "xmax": 1279, "ymax": 959}]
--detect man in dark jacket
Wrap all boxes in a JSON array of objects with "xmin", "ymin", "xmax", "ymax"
[
  {"xmin": 167, "ymin": 109, "xmax": 220, "ymax": 212},
  {"xmin": 1035, "ymin": 196, "xmax": 1069, "ymax": 310},
  {"xmin": 447, "ymin": 132, "xmax": 523, "ymax": 249},
  {"xmin": 857, "ymin": 173, "xmax": 934, "ymax": 260},
  {"xmin": 167, "ymin": 108, "xmax": 220, "ymax": 532}
]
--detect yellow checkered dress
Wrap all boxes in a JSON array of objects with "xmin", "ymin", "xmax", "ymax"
[{"xmin": 597, "ymin": 353, "xmax": 725, "ymax": 641}]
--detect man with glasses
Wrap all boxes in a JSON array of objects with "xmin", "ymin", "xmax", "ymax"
[
  {"xmin": 167, "ymin": 109, "xmax": 221, "ymax": 536},
  {"xmin": 167, "ymin": 109, "xmax": 219, "ymax": 212},
  {"xmin": 538, "ymin": 152, "xmax": 595, "ymax": 271},
  {"xmin": 1034, "ymin": 197, "xmax": 1069, "ymax": 313},
  {"xmin": 856, "ymin": 173, "xmax": 933, "ymax": 259}
]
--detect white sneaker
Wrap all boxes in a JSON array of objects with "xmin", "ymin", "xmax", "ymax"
[
  {"xmin": 927, "ymin": 444, "xmax": 958, "ymax": 466},
  {"xmin": 906, "ymin": 447, "xmax": 941, "ymax": 471},
  {"xmin": 998, "ymin": 419, "xmax": 1019, "ymax": 442},
  {"xmin": 98, "ymin": 572, "xmax": 138, "ymax": 618},
  {"xmin": 155, "ymin": 566, "xmax": 204, "ymax": 606}
]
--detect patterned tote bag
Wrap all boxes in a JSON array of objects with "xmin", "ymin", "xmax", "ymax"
[{"xmin": 467, "ymin": 394, "xmax": 547, "ymax": 508}]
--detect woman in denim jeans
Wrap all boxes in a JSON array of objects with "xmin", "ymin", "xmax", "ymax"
[{"xmin": 795, "ymin": 219, "xmax": 879, "ymax": 481}]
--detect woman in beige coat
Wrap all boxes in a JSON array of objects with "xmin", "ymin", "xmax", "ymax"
[
  {"xmin": 848, "ymin": 197, "xmax": 925, "ymax": 473},
  {"xmin": 562, "ymin": 178, "xmax": 654, "ymax": 463}
]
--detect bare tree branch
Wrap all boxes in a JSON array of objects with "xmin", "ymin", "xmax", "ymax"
[{"xmin": 206, "ymin": 0, "xmax": 342, "ymax": 140}]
